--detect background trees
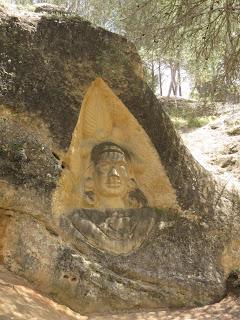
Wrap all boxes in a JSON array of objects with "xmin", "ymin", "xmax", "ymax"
[{"xmin": 5, "ymin": 0, "xmax": 240, "ymax": 100}]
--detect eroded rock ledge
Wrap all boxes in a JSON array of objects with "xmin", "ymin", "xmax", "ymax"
[{"xmin": 0, "ymin": 266, "xmax": 240, "ymax": 319}]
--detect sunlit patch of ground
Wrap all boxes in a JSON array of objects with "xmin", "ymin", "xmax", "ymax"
[{"xmin": 91, "ymin": 296, "xmax": 240, "ymax": 320}]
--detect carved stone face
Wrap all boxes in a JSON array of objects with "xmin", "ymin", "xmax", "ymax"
[
  {"xmin": 84, "ymin": 142, "xmax": 148, "ymax": 209},
  {"xmin": 93, "ymin": 150, "xmax": 129, "ymax": 198}
]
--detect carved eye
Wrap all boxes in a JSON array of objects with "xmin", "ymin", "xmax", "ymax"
[
  {"xmin": 96, "ymin": 160, "xmax": 112, "ymax": 171},
  {"xmin": 97, "ymin": 163, "xmax": 110, "ymax": 173},
  {"xmin": 118, "ymin": 165, "xmax": 128, "ymax": 175}
]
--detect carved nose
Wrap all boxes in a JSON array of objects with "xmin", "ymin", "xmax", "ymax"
[{"xmin": 109, "ymin": 167, "xmax": 120, "ymax": 177}]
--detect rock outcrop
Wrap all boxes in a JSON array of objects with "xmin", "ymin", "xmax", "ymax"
[{"xmin": 0, "ymin": 5, "xmax": 240, "ymax": 316}]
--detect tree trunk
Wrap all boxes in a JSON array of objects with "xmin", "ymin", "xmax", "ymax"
[
  {"xmin": 172, "ymin": 64, "xmax": 177, "ymax": 96},
  {"xmin": 151, "ymin": 59, "xmax": 155, "ymax": 92},
  {"xmin": 177, "ymin": 63, "xmax": 182, "ymax": 97},
  {"xmin": 158, "ymin": 60, "xmax": 163, "ymax": 96},
  {"xmin": 168, "ymin": 62, "xmax": 177, "ymax": 96}
]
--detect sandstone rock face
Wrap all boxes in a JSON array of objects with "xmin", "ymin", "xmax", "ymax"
[{"xmin": 0, "ymin": 6, "xmax": 240, "ymax": 315}]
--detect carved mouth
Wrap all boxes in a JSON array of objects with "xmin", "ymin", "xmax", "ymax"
[
  {"xmin": 106, "ymin": 182, "xmax": 121, "ymax": 188},
  {"xmin": 106, "ymin": 178, "xmax": 121, "ymax": 187}
]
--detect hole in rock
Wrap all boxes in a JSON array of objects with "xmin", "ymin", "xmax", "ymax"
[
  {"xmin": 71, "ymin": 277, "xmax": 77, "ymax": 282},
  {"xmin": 52, "ymin": 151, "xmax": 60, "ymax": 161},
  {"xmin": 226, "ymin": 271, "xmax": 240, "ymax": 296},
  {"xmin": 45, "ymin": 226, "xmax": 59, "ymax": 237}
]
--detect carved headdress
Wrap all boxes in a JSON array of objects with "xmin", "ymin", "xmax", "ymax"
[{"xmin": 53, "ymin": 78, "xmax": 177, "ymax": 214}]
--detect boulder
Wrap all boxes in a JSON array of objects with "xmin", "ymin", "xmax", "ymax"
[{"xmin": 0, "ymin": 7, "xmax": 240, "ymax": 315}]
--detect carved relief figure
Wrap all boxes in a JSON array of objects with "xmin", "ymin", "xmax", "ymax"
[
  {"xmin": 53, "ymin": 78, "xmax": 177, "ymax": 255},
  {"xmin": 83, "ymin": 142, "xmax": 148, "ymax": 209}
]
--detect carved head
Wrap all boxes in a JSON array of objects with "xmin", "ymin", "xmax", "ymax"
[
  {"xmin": 91, "ymin": 142, "xmax": 130, "ymax": 198},
  {"xmin": 83, "ymin": 142, "xmax": 148, "ymax": 208}
]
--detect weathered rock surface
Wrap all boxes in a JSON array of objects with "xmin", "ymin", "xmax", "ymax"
[
  {"xmin": 0, "ymin": 5, "xmax": 240, "ymax": 316},
  {"xmin": 0, "ymin": 5, "xmax": 237, "ymax": 217},
  {"xmin": 1, "ymin": 265, "xmax": 240, "ymax": 319},
  {"xmin": 2, "ymin": 207, "xmax": 229, "ymax": 314}
]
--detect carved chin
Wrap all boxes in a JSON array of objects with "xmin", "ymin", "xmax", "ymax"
[{"xmin": 97, "ymin": 184, "xmax": 127, "ymax": 197}]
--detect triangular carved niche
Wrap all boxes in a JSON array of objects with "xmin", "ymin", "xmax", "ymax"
[{"xmin": 53, "ymin": 78, "xmax": 177, "ymax": 215}]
